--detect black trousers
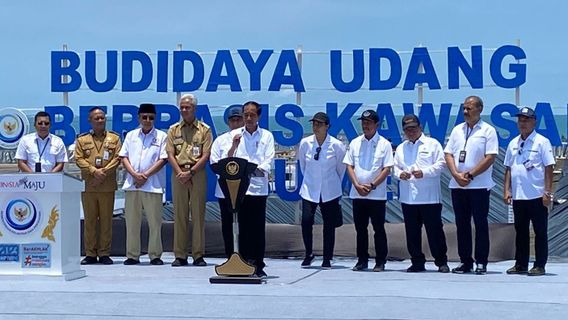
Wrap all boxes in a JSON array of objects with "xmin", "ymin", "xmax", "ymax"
[
  {"xmin": 301, "ymin": 197, "xmax": 340, "ymax": 260},
  {"xmin": 401, "ymin": 203, "xmax": 448, "ymax": 267},
  {"xmin": 512, "ymin": 198, "xmax": 549, "ymax": 268},
  {"xmin": 353, "ymin": 199, "xmax": 388, "ymax": 264},
  {"xmin": 239, "ymin": 195, "xmax": 267, "ymax": 270},
  {"xmin": 218, "ymin": 197, "xmax": 234, "ymax": 258},
  {"xmin": 450, "ymin": 188, "xmax": 490, "ymax": 266}
]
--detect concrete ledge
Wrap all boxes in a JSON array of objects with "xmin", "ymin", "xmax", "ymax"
[{"xmin": 82, "ymin": 219, "xmax": 515, "ymax": 261}]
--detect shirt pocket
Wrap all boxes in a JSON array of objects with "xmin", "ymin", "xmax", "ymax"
[
  {"xmin": 81, "ymin": 145, "xmax": 95, "ymax": 159},
  {"xmin": 105, "ymin": 142, "xmax": 118, "ymax": 155},
  {"xmin": 173, "ymin": 138, "xmax": 185, "ymax": 155}
]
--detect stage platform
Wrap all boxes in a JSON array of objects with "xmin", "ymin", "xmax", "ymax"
[{"xmin": 0, "ymin": 254, "xmax": 567, "ymax": 319}]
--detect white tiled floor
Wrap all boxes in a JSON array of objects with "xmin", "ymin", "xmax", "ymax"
[{"xmin": 1, "ymin": 253, "xmax": 567, "ymax": 319}]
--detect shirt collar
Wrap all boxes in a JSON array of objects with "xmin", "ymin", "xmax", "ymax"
[
  {"xmin": 138, "ymin": 127, "xmax": 156, "ymax": 137},
  {"xmin": 312, "ymin": 134, "xmax": 330, "ymax": 146},
  {"xmin": 363, "ymin": 132, "xmax": 380, "ymax": 143},
  {"xmin": 243, "ymin": 125, "xmax": 260, "ymax": 137},
  {"xmin": 35, "ymin": 133, "xmax": 51, "ymax": 141},
  {"xmin": 520, "ymin": 130, "xmax": 537, "ymax": 144},
  {"xmin": 409, "ymin": 133, "xmax": 426, "ymax": 145},
  {"xmin": 463, "ymin": 119, "xmax": 483, "ymax": 132},
  {"xmin": 180, "ymin": 119, "xmax": 199, "ymax": 129}
]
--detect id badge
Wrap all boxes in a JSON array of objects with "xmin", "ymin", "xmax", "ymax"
[
  {"xmin": 458, "ymin": 150, "xmax": 466, "ymax": 163},
  {"xmin": 95, "ymin": 156, "xmax": 103, "ymax": 168},
  {"xmin": 192, "ymin": 145, "xmax": 201, "ymax": 157},
  {"xmin": 523, "ymin": 159, "xmax": 534, "ymax": 171},
  {"xmin": 103, "ymin": 150, "xmax": 110, "ymax": 161},
  {"xmin": 35, "ymin": 162, "xmax": 42, "ymax": 172}
]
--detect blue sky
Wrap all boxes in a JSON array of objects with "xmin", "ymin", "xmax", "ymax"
[{"xmin": 1, "ymin": 0, "xmax": 567, "ymax": 116}]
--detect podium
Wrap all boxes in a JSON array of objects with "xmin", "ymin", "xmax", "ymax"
[
  {"xmin": 0, "ymin": 173, "xmax": 86, "ymax": 280},
  {"xmin": 209, "ymin": 157, "xmax": 261, "ymax": 284}
]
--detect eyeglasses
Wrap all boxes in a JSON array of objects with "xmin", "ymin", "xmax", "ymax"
[
  {"xmin": 518, "ymin": 141, "xmax": 524, "ymax": 155},
  {"xmin": 141, "ymin": 115, "xmax": 155, "ymax": 120},
  {"xmin": 37, "ymin": 121, "xmax": 50, "ymax": 126},
  {"xmin": 314, "ymin": 147, "xmax": 322, "ymax": 160}
]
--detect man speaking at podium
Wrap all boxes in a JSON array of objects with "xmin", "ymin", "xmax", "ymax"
[{"xmin": 226, "ymin": 101, "xmax": 275, "ymax": 278}]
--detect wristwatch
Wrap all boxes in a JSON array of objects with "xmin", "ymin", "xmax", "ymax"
[
  {"xmin": 370, "ymin": 182, "xmax": 377, "ymax": 190},
  {"xmin": 190, "ymin": 169, "xmax": 196, "ymax": 176},
  {"xmin": 466, "ymin": 172, "xmax": 474, "ymax": 180}
]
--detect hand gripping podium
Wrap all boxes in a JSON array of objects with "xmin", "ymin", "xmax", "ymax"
[
  {"xmin": 209, "ymin": 157, "xmax": 261, "ymax": 284},
  {"xmin": 0, "ymin": 173, "xmax": 86, "ymax": 280}
]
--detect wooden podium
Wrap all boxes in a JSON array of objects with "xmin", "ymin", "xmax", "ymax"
[
  {"xmin": 0, "ymin": 173, "xmax": 86, "ymax": 280},
  {"xmin": 209, "ymin": 157, "xmax": 262, "ymax": 284}
]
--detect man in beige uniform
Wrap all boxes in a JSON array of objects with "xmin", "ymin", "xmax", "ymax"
[
  {"xmin": 75, "ymin": 107, "xmax": 122, "ymax": 265},
  {"xmin": 167, "ymin": 94, "xmax": 213, "ymax": 267}
]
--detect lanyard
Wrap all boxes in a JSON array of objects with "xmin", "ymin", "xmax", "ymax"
[
  {"xmin": 35, "ymin": 137, "xmax": 50, "ymax": 161},
  {"xmin": 463, "ymin": 125, "xmax": 475, "ymax": 150}
]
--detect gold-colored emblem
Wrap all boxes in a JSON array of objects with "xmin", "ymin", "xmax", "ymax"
[
  {"xmin": 41, "ymin": 206, "xmax": 59, "ymax": 242},
  {"xmin": 226, "ymin": 161, "xmax": 239, "ymax": 176},
  {"xmin": 4, "ymin": 121, "xmax": 16, "ymax": 134}
]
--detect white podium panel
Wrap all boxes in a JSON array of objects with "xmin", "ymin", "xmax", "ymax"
[{"xmin": 0, "ymin": 173, "xmax": 86, "ymax": 280}]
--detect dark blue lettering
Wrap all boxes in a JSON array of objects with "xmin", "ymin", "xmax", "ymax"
[
  {"xmin": 330, "ymin": 49, "xmax": 364, "ymax": 92},
  {"xmin": 122, "ymin": 51, "xmax": 153, "ymax": 92},
  {"xmin": 206, "ymin": 50, "xmax": 242, "ymax": 92},
  {"xmin": 51, "ymin": 51, "xmax": 81, "ymax": 92},
  {"xmin": 369, "ymin": 48, "xmax": 402, "ymax": 90},
  {"xmin": 448, "ymin": 45, "xmax": 483, "ymax": 89},
  {"xmin": 85, "ymin": 51, "xmax": 118, "ymax": 92},
  {"xmin": 268, "ymin": 50, "xmax": 305, "ymax": 92}
]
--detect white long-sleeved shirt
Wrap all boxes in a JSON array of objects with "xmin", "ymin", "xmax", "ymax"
[
  {"xmin": 393, "ymin": 134, "xmax": 445, "ymax": 204},
  {"xmin": 298, "ymin": 134, "xmax": 346, "ymax": 203},
  {"xmin": 119, "ymin": 127, "xmax": 168, "ymax": 194},
  {"xmin": 230, "ymin": 126, "xmax": 275, "ymax": 196}
]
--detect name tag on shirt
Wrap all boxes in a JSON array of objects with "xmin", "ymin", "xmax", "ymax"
[
  {"xmin": 103, "ymin": 150, "xmax": 110, "ymax": 161},
  {"xmin": 192, "ymin": 146, "xmax": 201, "ymax": 157}
]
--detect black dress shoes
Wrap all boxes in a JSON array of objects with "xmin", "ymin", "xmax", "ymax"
[
  {"xmin": 406, "ymin": 265, "xmax": 426, "ymax": 272},
  {"xmin": 256, "ymin": 269, "xmax": 268, "ymax": 278},
  {"xmin": 171, "ymin": 258, "xmax": 189, "ymax": 267},
  {"xmin": 352, "ymin": 261, "xmax": 368, "ymax": 271},
  {"xmin": 98, "ymin": 256, "xmax": 114, "ymax": 265},
  {"xmin": 150, "ymin": 258, "xmax": 164, "ymax": 265},
  {"xmin": 451, "ymin": 263, "xmax": 472, "ymax": 274},
  {"xmin": 301, "ymin": 254, "xmax": 315, "ymax": 268},
  {"xmin": 123, "ymin": 258, "xmax": 140, "ymax": 265},
  {"xmin": 192, "ymin": 257, "xmax": 207, "ymax": 266},
  {"xmin": 81, "ymin": 256, "xmax": 97, "ymax": 265}
]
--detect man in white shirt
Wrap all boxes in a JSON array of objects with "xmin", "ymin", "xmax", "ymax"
[
  {"xmin": 298, "ymin": 112, "xmax": 346, "ymax": 269},
  {"xmin": 394, "ymin": 115, "xmax": 449, "ymax": 273},
  {"xmin": 210, "ymin": 105, "xmax": 245, "ymax": 258},
  {"xmin": 444, "ymin": 96, "xmax": 498, "ymax": 275},
  {"xmin": 15, "ymin": 111, "xmax": 68, "ymax": 173},
  {"xmin": 343, "ymin": 110, "xmax": 393, "ymax": 272},
  {"xmin": 504, "ymin": 107, "xmax": 555, "ymax": 276},
  {"xmin": 227, "ymin": 101, "xmax": 275, "ymax": 278},
  {"xmin": 119, "ymin": 103, "xmax": 168, "ymax": 266}
]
